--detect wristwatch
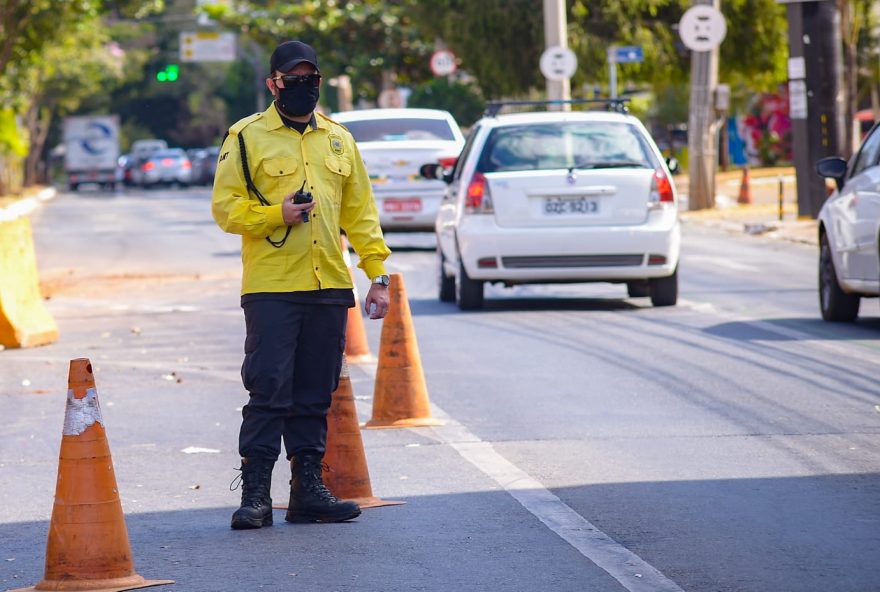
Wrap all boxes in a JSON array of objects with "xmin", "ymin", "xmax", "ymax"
[{"xmin": 371, "ymin": 275, "xmax": 390, "ymax": 287}]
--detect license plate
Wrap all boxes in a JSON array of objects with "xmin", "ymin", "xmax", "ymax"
[
  {"xmin": 544, "ymin": 196, "xmax": 599, "ymax": 215},
  {"xmin": 384, "ymin": 198, "xmax": 422, "ymax": 213}
]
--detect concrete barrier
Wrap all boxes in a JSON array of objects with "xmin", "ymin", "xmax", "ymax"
[{"xmin": 0, "ymin": 216, "xmax": 58, "ymax": 348}]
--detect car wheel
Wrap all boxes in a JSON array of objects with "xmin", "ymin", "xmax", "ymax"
[
  {"xmin": 819, "ymin": 233, "xmax": 860, "ymax": 322},
  {"xmin": 627, "ymin": 281, "xmax": 650, "ymax": 298},
  {"xmin": 455, "ymin": 259, "xmax": 484, "ymax": 310},
  {"xmin": 649, "ymin": 267, "xmax": 678, "ymax": 307},
  {"xmin": 437, "ymin": 248, "xmax": 455, "ymax": 302}
]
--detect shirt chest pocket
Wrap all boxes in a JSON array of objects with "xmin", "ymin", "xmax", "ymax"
[
  {"xmin": 259, "ymin": 157, "xmax": 299, "ymax": 200},
  {"xmin": 322, "ymin": 156, "xmax": 351, "ymax": 201}
]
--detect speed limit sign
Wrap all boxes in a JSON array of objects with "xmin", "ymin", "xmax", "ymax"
[{"xmin": 430, "ymin": 50, "xmax": 457, "ymax": 77}]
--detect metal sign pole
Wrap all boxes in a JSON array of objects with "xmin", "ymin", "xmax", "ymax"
[{"xmin": 608, "ymin": 49, "xmax": 618, "ymax": 99}]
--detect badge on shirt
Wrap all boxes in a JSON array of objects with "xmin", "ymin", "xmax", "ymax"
[{"xmin": 329, "ymin": 134, "xmax": 344, "ymax": 155}]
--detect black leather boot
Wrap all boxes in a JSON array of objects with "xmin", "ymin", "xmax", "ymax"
[
  {"xmin": 230, "ymin": 457, "xmax": 274, "ymax": 530},
  {"xmin": 285, "ymin": 453, "xmax": 361, "ymax": 523}
]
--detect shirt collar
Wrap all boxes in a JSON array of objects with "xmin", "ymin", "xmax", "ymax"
[{"xmin": 265, "ymin": 102, "xmax": 323, "ymax": 132}]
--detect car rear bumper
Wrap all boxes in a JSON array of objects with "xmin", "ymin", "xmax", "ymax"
[
  {"xmin": 376, "ymin": 188, "xmax": 443, "ymax": 231},
  {"xmin": 456, "ymin": 210, "xmax": 680, "ymax": 281}
]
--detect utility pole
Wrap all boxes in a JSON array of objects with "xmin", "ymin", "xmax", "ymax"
[
  {"xmin": 783, "ymin": 0, "xmax": 844, "ymax": 218},
  {"xmin": 684, "ymin": 0, "xmax": 723, "ymax": 211},
  {"xmin": 543, "ymin": 0, "xmax": 570, "ymax": 109}
]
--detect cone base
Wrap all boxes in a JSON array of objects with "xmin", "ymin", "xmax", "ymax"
[
  {"xmin": 363, "ymin": 417, "xmax": 445, "ymax": 430},
  {"xmin": 349, "ymin": 496, "xmax": 406, "ymax": 509},
  {"xmin": 11, "ymin": 576, "xmax": 174, "ymax": 592},
  {"xmin": 273, "ymin": 497, "xmax": 405, "ymax": 511}
]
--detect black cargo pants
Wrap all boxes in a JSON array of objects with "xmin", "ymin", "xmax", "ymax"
[{"xmin": 239, "ymin": 300, "xmax": 346, "ymax": 461}]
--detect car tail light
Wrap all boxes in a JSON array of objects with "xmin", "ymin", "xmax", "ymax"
[
  {"xmin": 161, "ymin": 158, "xmax": 174, "ymax": 167},
  {"xmin": 465, "ymin": 171, "xmax": 494, "ymax": 214},
  {"xmin": 438, "ymin": 156, "xmax": 457, "ymax": 170},
  {"xmin": 142, "ymin": 161, "xmax": 156, "ymax": 171},
  {"xmin": 649, "ymin": 168, "xmax": 675, "ymax": 207},
  {"xmin": 182, "ymin": 159, "xmax": 192, "ymax": 170}
]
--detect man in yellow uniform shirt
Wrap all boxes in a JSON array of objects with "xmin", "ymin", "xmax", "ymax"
[{"xmin": 212, "ymin": 40, "xmax": 390, "ymax": 529}]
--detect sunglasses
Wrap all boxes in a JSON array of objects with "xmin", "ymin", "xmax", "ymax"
[{"xmin": 273, "ymin": 74, "xmax": 322, "ymax": 87}]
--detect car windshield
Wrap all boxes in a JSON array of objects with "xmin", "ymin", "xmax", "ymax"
[
  {"xmin": 343, "ymin": 118, "xmax": 456, "ymax": 142},
  {"xmin": 477, "ymin": 121, "xmax": 655, "ymax": 173}
]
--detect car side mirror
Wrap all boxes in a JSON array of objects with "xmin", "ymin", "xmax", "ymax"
[
  {"xmin": 665, "ymin": 157, "xmax": 680, "ymax": 175},
  {"xmin": 420, "ymin": 163, "xmax": 454, "ymax": 184},
  {"xmin": 816, "ymin": 156, "xmax": 847, "ymax": 191}
]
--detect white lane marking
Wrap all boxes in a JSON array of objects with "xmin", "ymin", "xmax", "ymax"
[{"xmin": 359, "ymin": 362, "xmax": 684, "ymax": 592}]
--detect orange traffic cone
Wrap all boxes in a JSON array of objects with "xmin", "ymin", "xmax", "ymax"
[
  {"xmin": 322, "ymin": 357, "xmax": 404, "ymax": 508},
  {"xmin": 341, "ymin": 235, "xmax": 373, "ymax": 364},
  {"xmin": 12, "ymin": 359, "xmax": 173, "ymax": 592},
  {"xmin": 365, "ymin": 274, "xmax": 443, "ymax": 429},
  {"xmin": 737, "ymin": 166, "xmax": 752, "ymax": 204}
]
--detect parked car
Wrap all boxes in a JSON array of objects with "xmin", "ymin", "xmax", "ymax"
[
  {"xmin": 140, "ymin": 148, "xmax": 193, "ymax": 188},
  {"xmin": 192, "ymin": 146, "xmax": 220, "ymax": 185},
  {"xmin": 129, "ymin": 139, "xmax": 168, "ymax": 186},
  {"xmin": 815, "ymin": 122, "xmax": 880, "ymax": 322},
  {"xmin": 332, "ymin": 108, "xmax": 465, "ymax": 231},
  {"xmin": 423, "ymin": 100, "xmax": 681, "ymax": 310}
]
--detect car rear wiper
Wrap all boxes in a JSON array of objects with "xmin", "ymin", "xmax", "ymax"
[{"xmin": 568, "ymin": 160, "xmax": 650, "ymax": 171}]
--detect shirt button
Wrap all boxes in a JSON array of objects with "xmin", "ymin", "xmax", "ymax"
[
  {"xmin": 315, "ymin": 267, "xmax": 318, "ymax": 271},
  {"xmin": 305, "ymin": 162, "xmax": 309, "ymax": 165},
  {"xmin": 313, "ymin": 240, "xmax": 317, "ymax": 244}
]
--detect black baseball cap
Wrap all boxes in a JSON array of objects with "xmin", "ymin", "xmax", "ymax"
[{"xmin": 270, "ymin": 41, "xmax": 319, "ymax": 73}]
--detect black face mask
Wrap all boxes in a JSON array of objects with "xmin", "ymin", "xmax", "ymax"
[{"xmin": 276, "ymin": 83, "xmax": 320, "ymax": 117}]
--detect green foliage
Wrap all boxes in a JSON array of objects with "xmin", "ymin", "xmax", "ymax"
[
  {"xmin": 200, "ymin": 0, "xmax": 432, "ymax": 102},
  {"xmin": 408, "ymin": 78, "xmax": 484, "ymax": 127},
  {"xmin": 0, "ymin": 108, "xmax": 27, "ymax": 158},
  {"xmin": 408, "ymin": 0, "xmax": 544, "ymax": 99}
]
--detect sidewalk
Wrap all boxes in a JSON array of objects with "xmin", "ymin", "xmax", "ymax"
[
  {"xmin": 674, "ymin": 166, "xmax": 818, "ymax": 247},
  {"xmin": 0, "ymin": 185, "xmax": 57, "ymax": 222}
]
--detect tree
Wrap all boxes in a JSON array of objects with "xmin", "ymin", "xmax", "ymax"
[
  {"xmin": 200, "ymin": 0, "xmax": 432, "ymax": 104},
  {"xmin": 408, "ymin": 78, "xmax": 484, "ymax": 127},
  {"xmin": 410, "ymin": 0, "xmax": 788, "ymax": 101}
]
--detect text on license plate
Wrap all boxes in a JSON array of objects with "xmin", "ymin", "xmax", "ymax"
[
  {"xmin": 544, "ymin": 197, "xmax": 599, "ymax": 215},
  {"xmin": 384, "ymin": 198, "xmax": 422, "ymax": 213}
]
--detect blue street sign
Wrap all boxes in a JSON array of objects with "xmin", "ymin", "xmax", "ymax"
[{"xmin": 613, "ymin": 46, "xmax": 644, "ymax": 64}]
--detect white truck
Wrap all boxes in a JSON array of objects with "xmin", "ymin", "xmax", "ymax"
[{"xmin": 63, "ymin": 115, "xmax": 120, "ymax": 191}]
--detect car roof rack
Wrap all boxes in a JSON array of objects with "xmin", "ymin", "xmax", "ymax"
[{"xmin": 484, "ymin": 98, "xmax": 630, "ymax": 118}]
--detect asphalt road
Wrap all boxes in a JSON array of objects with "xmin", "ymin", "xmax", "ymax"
[{"xmin": 2, "ymin": 186, "xmax": 878, "ymax": 592}]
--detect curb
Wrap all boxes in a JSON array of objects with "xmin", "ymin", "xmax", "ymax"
[
  {"xmin": 681, "ymin": 215, "xmax": 818, "ymax": 247},
  {"xmin": 0, "ymin": 186, "xmax": 58, "ymax": 223}
]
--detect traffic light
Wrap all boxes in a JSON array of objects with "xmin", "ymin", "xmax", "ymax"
[{"xmin": 156, "ymin": 64, "xmax": 179, "ymax": 82}]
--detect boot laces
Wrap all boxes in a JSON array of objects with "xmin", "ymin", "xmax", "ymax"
[
  {"xmin": 230, "ymin": 463, "xmax": 272, "ymax": 507},
  {"xmin": 298, "ymin": 460, "xmax": 339, "ymax": 501}
]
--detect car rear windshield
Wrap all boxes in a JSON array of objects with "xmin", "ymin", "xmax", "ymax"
[
  {"xmin": 477, "ymin": 121, "xmax": 655, "ymax": 173},
  {"xmin": 343, "ymin": 118, "xmax": 456, "ymax": 142},
  {"xmin": 152, "ymin": 149, "xmax": 186, "ymax": 159}
]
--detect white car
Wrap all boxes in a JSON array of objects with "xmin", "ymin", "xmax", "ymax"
[
  {"xmin": 332, "ymin": 108, "xmax": 464, "ymax": 231},
  {"xmin": 815, "ymin": 123, "xmax": 880, "ymax": 322},
  {"xmin": 426, "ymin": 101, "xmax": 681, "ymax": 310}
]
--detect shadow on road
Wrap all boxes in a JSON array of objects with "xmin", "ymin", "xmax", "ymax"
[
  {"xmin": 704, "ymin": 316, "xmax": 880, "ymax": 342},
  {"xmin": 409, "ymin": 297, "xmax": 643, "ymax": 316},
  {"xmin": 3, "ymin": 474, "xmax": 878, "ymax": 592}
]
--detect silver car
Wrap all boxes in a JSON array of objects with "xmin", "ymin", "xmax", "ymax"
[
  {"xmin": 816, "ymin": 123, "xmax": 880, "ymax": 322},
  {"xmin": 140, "ymin": 148, "xmax": 193, "ymax": 188}
]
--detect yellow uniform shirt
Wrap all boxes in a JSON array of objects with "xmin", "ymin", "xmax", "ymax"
[{"xmin": 212, "ymin": 105, "xmax": 390, "ymax": 295}]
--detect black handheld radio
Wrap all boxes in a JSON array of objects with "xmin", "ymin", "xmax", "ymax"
[{"xmin": 293, "ymin": 181, "xmax": 314, "ymax": 223}]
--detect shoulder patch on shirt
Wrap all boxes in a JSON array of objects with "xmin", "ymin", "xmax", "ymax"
[
  {"xmin": 218, "ymin": 151, "xmax": 230, "ymax": 163},
  {"xmin": 329, "ymin": 134, "xmax": 344, "ymax": 155}
]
